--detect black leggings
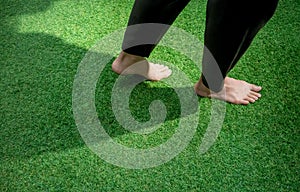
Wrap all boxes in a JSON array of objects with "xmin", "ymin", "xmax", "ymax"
[{"xmin": 122, "ymin": 0, "xmax": 279, "ymax": 92}]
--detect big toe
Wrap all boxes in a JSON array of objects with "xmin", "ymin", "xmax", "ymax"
[
  {"xmin": 251, "ymin": 84, "xmax": 262, "ymax": 92},
  {"xmin": 160, "ymin": 69, "xmax": 172, "ymax": 80}
]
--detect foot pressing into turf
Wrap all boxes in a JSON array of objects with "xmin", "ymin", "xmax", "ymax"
[
  {"xmin": 112, "ymin": 51, "xmax": 172, "ymax": 81},
  {"xmin": 194, "ymin": 77, "xmax": 262, "ymax": 105}
]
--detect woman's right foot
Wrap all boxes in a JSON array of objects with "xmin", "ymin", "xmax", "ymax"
[
  {"xmin": 194, "ymin": 77, "xmax": 262, "ymax": 105},
  {"xmin": 112, "ymin": 51, "xmax": 172, "ymax": 81}
]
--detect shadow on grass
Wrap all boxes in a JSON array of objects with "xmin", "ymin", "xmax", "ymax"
[
  {"xmin": 0, "ymin": 0, "xmax": 88, "ymax": 160},
  {"xmin": 0, "ymin": 0, "xmax": 202, "ymax": 161},
  {"xmin": 96, "ymin": 63, "xmax": 200, "ymax": 138}
]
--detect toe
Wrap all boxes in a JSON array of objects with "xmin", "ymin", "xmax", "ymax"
[
  {"xmin": 156, "ymin": 69, "xmax": 172, "ymax": 80},
  {"xmin": 240, "ymin": 99, "xmax": 250, "ymax": 105},
  {"xmin": 246, "ymin": 92, "xmax": 260, "ymax": 103},
  {"xmin": 251, "ymin": 84, "xmax": 262, "ymax": 92},
  {"xmin": 248, "ymin": 93, "xmax": 259, "ymax": 101},
  {"xmin": 250, "ymin": 91, "xmax": 261, "ymax": 98},
  {"xmin": 248, "ymin": 98, "xmax": 256, "ymax": 103},
  {"xmin": 243, "ymin": 96, "xmax": 255, "ymax": 103},
  {"xmin": 160, "ymin": 67, "xmax": 171, "ymax": 72},
  {"xmin": 155, "ymin": 64, "xmax": 167, "ymax": 69},
  {"xmin": 166, "ymin": 69, "xmax": 172, "ymax": 77}
]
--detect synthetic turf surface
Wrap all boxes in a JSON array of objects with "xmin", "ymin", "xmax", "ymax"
[{"xmin": 1, "ymin": 0, "xmax": 299, "ymax": 191}]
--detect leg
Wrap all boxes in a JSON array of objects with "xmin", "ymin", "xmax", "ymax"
[
  {"xmin": 195, "ymin": 0, "xmax": 279, "ymax": 104},
  {"xmin": 112, "ymin": 0, "xmax": 190, "ymax": 80},
  {"xmin": 229, "ymin": 0, "xmax": 279, "ymax": 70},
  {"xmin": 123, "ymin": 0, "xmax": 191, "ymax": 57}
]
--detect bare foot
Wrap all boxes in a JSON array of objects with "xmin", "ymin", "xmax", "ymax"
[
  {"xmin": 112, "ymin": 51, "xmax": 172, "ymax": 81},
  {"xmin": 194, "ymin": 77, "xmax": 262, "ymax": 105}
]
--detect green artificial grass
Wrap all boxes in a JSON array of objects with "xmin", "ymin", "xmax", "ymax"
[{"xmin": 1, "ymin": 0, "xmax": 299, "ymax": 191}]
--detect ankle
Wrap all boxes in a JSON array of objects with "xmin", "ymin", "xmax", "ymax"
[
  {"xmin": 112, "ymin": 51, "xmax": 146, "ymax": 74},
  {"xmin": 195, "ymin": 78, "xmax": 211, "ymax": 97},
  {"xmin": 119, "ymin": 51, "xmax": 144, "ymax": 64}
]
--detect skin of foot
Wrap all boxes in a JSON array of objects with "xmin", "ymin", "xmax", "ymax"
[
  {"xmin": 194, "ymin": 76, "xmax": 262, "ymax": 105},
  {"xmin": 112, "ymin": 51, "xmax": 172, "ymax": 81}
]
